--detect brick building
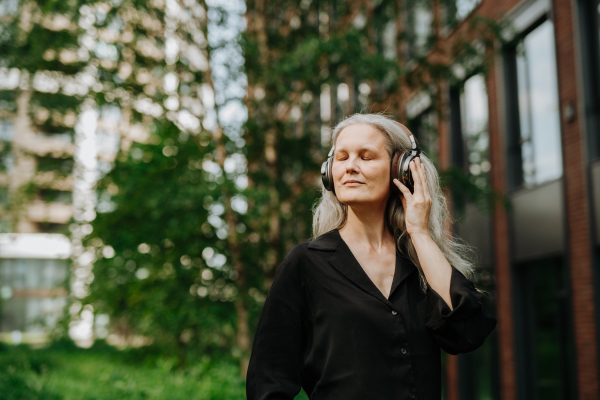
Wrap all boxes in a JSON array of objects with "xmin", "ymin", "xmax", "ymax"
[{"xmin": 396, "ymin": 0, "xmax": 600, "ymax": 399}]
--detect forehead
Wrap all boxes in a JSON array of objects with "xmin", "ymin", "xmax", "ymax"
[{"xmin": 335, "ymin": 124, "xmax": 387, "ymax": 151}]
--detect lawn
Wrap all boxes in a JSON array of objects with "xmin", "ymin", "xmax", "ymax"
[{"xmin": 0, "ymin": 341, "xmax": 310, "ymax": 400}]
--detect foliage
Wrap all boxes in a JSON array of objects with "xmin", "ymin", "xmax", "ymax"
[
  {"xmin": 86, "ymin": 120, "xmax": 237, "ymax": 365},
  {"xmin": 440, "ymin": 165, "xmax": 512, "ymax": 218},
  {"xmin": 35, "ymin": 154, "xmax": 75, "ymax": 176},
  {"xmin": 0, "ymin": 141, "xmax": 14, "ymax": 171},
  {"xmin": 80, "ymin": 0, "xmax": 510, "ymax": 369},
  {"xmin": 0, "ymin": 0, "xmax": 512, "ymax": 391},
  {"xmin": 0, "ymin": 342, "xmax": 62, "ymax": 400}
]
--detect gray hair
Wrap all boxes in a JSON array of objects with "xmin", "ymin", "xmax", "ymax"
[{"xmin": 311, "ymin": 113, "xmax": 478, "ymax": 293}]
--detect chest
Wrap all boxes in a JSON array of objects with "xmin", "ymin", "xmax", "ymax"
[
  {"xmin": 353, "ymin": 251, "xmax": 396, "ymax": 299},
  {"xmin": 303, "ymin": 252, "xmax": 429, "ymax": 332},
  {"xmin": 301, "ymin": 255, "xmax": 434, "ymax": 362}
]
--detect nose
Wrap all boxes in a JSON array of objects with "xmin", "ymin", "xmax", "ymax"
[{"xmin": 345, "ymin": 155, "xmax": 359, "ymax": 173}]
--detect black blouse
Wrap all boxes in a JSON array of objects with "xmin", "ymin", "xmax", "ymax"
[{"xmin": 246, "ymin": 229, "xmax": 497, "ymax": 400}]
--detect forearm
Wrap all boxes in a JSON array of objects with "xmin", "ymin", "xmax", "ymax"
[{"xmin": 410, "ymin": 232, "xmax": 453, "ymax": 310}]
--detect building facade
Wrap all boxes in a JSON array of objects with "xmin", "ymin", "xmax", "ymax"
[
  {"xmin": 396, "ymin": 0, "xmax": 600, "ymax": 399},
  {"xmin": 0, "ymin": 86, "xmax": 121, "ymax": 343}
]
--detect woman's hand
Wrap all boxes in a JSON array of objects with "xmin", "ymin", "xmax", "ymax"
[{"xmin": 393, "ymin": 157, "xmax": 432, "ymax": 238}]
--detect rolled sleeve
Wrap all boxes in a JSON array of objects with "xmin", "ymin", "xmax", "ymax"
[
  {"xmin": 246, "ymin": 247, "xmax": 305, "ymax": 400},
  {"xmin": 425, "ymin": 265, "xmax": 497, "ymax": 355}
]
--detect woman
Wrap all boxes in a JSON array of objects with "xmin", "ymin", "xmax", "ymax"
[{"xmin": 246, "ymin": 114, "xmax": 497, "ymax": 400}]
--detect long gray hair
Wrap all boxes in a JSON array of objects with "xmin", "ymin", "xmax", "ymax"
[{"xmin": 311, "ymin": 113, "xmax": 478, "ymax": 293}]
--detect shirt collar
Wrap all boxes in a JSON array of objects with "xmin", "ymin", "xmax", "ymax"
[{"xmin": 308, "ymin": 229, "xmax": 417, "ymax": 305}]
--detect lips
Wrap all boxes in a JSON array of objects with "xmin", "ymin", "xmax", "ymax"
[{"xmin": 343, "ymin": 180, "xmax": 364, "ymax": 185}]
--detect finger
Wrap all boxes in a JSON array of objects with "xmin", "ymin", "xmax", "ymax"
[
  {"xmin": 393, "ymin": 178, "xmax": 413, "ymax": 200},
  {"xmin": 417, "ymin": 160, "xmax": 430, "ymax": 200},
  {"xmin": 410, "ymin": 159, "xmax": 424, "ymax": 198}
]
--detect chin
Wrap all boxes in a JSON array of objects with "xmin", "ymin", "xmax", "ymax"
[{"xmin": 337, "ymin": 192, "xmax": 386, "ymax": 207}]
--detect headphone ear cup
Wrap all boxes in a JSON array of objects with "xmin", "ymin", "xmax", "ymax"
[
  {"xmin": 396, "ymin": 152, "xmax": 416, "ymax": 194},
  {"xmin": 321, "ymin": 157, "xmax": 335, "ymax": 194}
]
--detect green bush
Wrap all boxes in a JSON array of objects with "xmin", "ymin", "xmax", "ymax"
[
  {"xmin": 0, "ymin": 341, "xmax": 248, "ymax": 400},
  {"xmin": 0, "ymin": 344, "xmax": 62, "ymax": 400}
]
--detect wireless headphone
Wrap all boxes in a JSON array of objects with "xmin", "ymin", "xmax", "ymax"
[{"xmin": 320, "ymin": 121, "xmax": 422, "ymax": 195}]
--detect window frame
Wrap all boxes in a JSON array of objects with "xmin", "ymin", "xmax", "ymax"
[{"xmin": 502, "ymin": 15, "xmax": 563, "ymax": 192}]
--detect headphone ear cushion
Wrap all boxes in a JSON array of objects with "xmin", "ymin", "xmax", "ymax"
[
  {"xmin": 390, "ymin": 151, "xmax": 402, "ymax": 193},
  {"xmin": 328, "ymin": 157, "xmax": 335, "ymax": 194}
]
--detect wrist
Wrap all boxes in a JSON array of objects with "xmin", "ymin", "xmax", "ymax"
[{"xmin": 409, "ymin": 231, "xmax": 432, "ymax": 243}]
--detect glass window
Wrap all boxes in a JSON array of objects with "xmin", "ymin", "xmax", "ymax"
[
  {"xmin": 460, "ymin": 74, "xmax": 490, "ymax": 187},
  {"xmin": 442, "ymin": 0, "xmax": 482, "ymax": 31},
  {"xmin": 0, "ymin": 0, "xmax": 18, "ymax": 17},
  {"xmin": 0, "ymin": 258, "xmax": 68, "ymax": 332},
  {"xmin": 0, "ymin": 119, "xmax": 14, "ymax": 172},
  {"xmin": 515, "ymin": 20, "xmax": 562, "ymax": 187},
  {"xmin": 38, "ymin": 188, "xmax": 72, "ymax": 204},
  {"xmin": 0, "ymin": 119, "xmax": 14, "ymax": 141},
  {"xmin": 458, "ymin": 266, "xmax": 498, "ymax": 400},
  {"xmin": 404, "ymin": 0, "xmax": 433, "ymax": 59},
  {"xmin": 514, "ymin": 257, "xmax": 577, "ymax": 399},
  {"xmin": 0, "ymin": 258, "xmax": 68, "ymax": 290},
  {"xmin": 452, "ymin": 75, "xmax": 498, "ymax": 400}
]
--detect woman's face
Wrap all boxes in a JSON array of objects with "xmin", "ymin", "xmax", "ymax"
[{"xmin": 332, "ymin": 124, "xmax": 391, "ymax": 207}]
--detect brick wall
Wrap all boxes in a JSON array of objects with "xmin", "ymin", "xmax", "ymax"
[
  {"xmin": 396, "ymin": 0, "xmax": 600, "ymax": 399},
  {"xmin": 552, "ymin": 0, "xmax": 599, "ymax": 398}
]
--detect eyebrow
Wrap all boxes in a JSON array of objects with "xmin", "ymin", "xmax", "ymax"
[{"xmin": 335, "ymin": 146, "xmax": 380, "ymax": 153}]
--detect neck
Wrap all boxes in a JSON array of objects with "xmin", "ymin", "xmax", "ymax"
[{"xmin": 338, "ymin": 199, "xmax": 395, "ymax": 252}]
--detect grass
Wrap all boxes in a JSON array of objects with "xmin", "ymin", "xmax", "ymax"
[{"xmin": 0, "ymin": 340, "xmax": 309, "ymax": 399}]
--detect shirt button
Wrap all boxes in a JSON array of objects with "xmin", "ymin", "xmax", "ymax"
[
  {"xmin": 401, "ymin": 348, "xmax": 407, "ymax": 355},
  {"xmin": 391, "ymin": 310, "xmax": 398, "ymax": 315},
  {"xmin": 409, "ymin": 394, "xmax": 416, "ymax": 399}
]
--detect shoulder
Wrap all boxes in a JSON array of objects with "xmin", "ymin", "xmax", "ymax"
[
  {"xmin": 276, "ymin": 230, "xmax": 340, "ymax": 277},
  {"xmin": 283, "ymin": 229, "xmax": 340, "ymax": 260},
  {"xmin": 282, "ymin": 242, "xmax": 310, "ymax": 264},
  {"xmin": 275, "ymin": 242, "xmax": 309, "ymax": 278}
]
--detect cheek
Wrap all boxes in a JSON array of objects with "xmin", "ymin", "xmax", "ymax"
[
  {"xmin": 365, "ymin": 164, "xmax": 390, "ymax": 185},
  {"xmin": 332, "ymin": 163, "xmax": 345, "ymax": 180}
]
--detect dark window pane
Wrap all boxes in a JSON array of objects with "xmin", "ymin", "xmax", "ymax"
[{"xmin": 514, "ymin": 257, "xmax": 577, "ymax": 399}]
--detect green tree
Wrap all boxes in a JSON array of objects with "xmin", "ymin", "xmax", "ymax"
[
  {"xmin": 80, "ymin": 0, "xmax": 240, "ymax": 365},
  {"xmin": 86, "ymin": 120, "xmax": 236, "ymax": 364},
  {"xmin": 26, "ymin": 0, "xmax": 507, "ymax": 376}
]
